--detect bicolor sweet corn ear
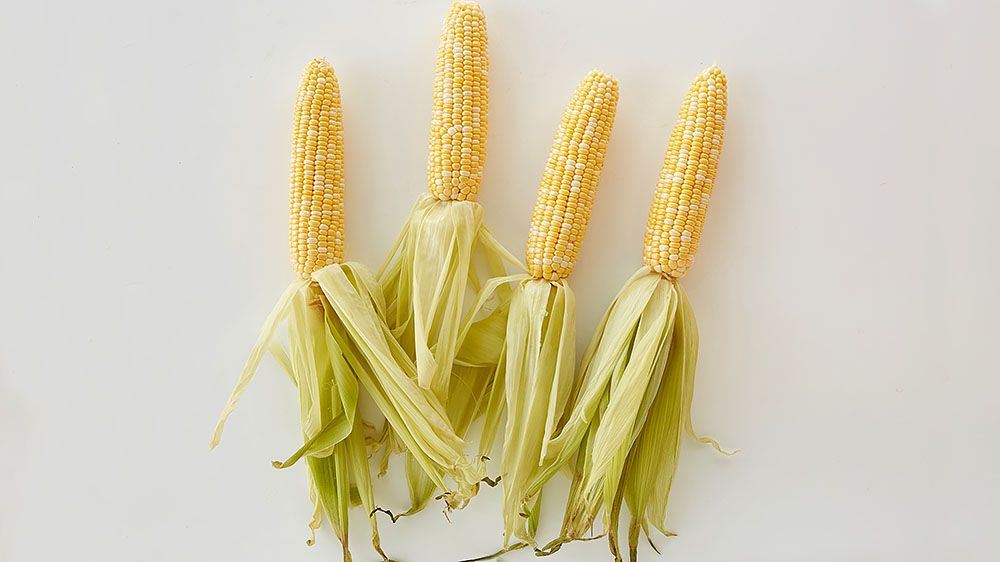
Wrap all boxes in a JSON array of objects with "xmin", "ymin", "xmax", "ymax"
[
  {"xmin": 289, "ymin": 59, "xmax": 346, "ymax": 276},
  {"xmin": 211, "ymin": 59, "xmax": 388, "ymax": 562},
  {"xmin": 550, "ymin": 66, "xmax": 733, "ymax": 562},
  {"xmin": 211, "ymin": 59, "xmax": 346, "ymax": 448},
  {"xmin": 526, "ymin": 70, "xmax": 618, "ymax": 282},
  {"xmin": 376, "ymin": 0, "xmax": 522, "ymax": 515},
  {"xmin": 460, "ymin": 71, "xmax": 619, "ymax": 558},
  {"xmin": 428, "ymin": 0, "xmax": 489, "ymax": 202},
  {"xmin": 643, "ymin": 65, "xmax": 727, "ymax": 279}
]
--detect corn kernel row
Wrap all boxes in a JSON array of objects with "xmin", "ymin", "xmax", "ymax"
[
  {"xmin": 526, "ymin": 71, "xmax": 619, "ymax": 281},
  {"xmin": 289, "ymin": 58, "xmax": 345, "ymax": 277},
  {"xmin": 643, "ymin": 66, "xmax": 727, "ymax": 279},
  {"xmin": 426, "ymin": 1, "xmax": 489, "ymax": 202}
]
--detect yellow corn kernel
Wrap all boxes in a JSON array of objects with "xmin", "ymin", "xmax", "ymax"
[
  {"xmin": 289, "ymin": 58, "xmax": 345, "ymax": 277},
  {"xmin": 526, "ymin": 71, "xmax": 619, "ymax": 282},
  {"xmin": 643, "ymin": 66, "xmax": 728, "ymax": 279},
  {"xmin": 427, "ymin": 1, "xmax": 489, "ymax": 202}
]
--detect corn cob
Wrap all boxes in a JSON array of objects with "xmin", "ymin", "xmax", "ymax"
[
  {"xmin": 427, "ymin": 0, "xmax": 488, "ymax": 201},
  {"xmin": 643, "ymin": 66, "xmax": 727, "ymax": 279},
  {"xmin": 290, "ymin": 58, "xmax": 346, "ymax": 277},
  {"xmin": 526, "ymin": 71, "xmax": 618, "ymax": 281}
]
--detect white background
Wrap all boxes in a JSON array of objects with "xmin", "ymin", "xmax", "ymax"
[{"xmin": 1, "ymin": 0, "xmax": 997, "ymax": 560}]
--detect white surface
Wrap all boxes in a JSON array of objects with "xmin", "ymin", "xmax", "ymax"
[{"xmin": 1, "ymin": 0, "xmax": 998, "ymax": 560}]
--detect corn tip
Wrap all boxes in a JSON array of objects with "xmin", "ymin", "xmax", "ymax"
[
  {"xmin": 642, "ymin": 66, "xmax": 728, "ymax": 278},
  {"xmin": 525, "ymin": 71, "xmax": 619, "ymax": 280},
  {"xmin": 427, "ymin": 0, "xmax": 489, "ymax": 201}
]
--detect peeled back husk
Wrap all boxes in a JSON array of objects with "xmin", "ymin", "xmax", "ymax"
[
  {"xmin": 377, "ymin": 193, "xmax": 522, "ymax": 512},
  {"xmin": 556, "ymin": 267, "xmax": 732, "ymax": 561},
  {"xmin": 211, "ymin": 278, "xmax": 387, "ymax": 561},
  {"xmin": 380, "ymin": 193, "xmax": 518, "ymax": 399},
  {"xmin": 495, "ymin": 278, "xmax": 577, "ymax": 546},
  {"xmin": 312, "ymin": 262, "xmax": 484, "ymax": 508}
]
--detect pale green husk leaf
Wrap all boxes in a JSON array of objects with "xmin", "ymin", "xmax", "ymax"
[
  {"xmin": 376, "ymin": 193, "xmax": 522, "ymax": 513},
  {"xmin": 211, "ymin": 260, "xmax": 496, "ymax": 556},
  {"xmin": 312, "ymin": 262, "xmax": 484, "ymax": 509},
  {"xmin": 378, "ymin": 193, "xmax": 522, "ymax": 399},
  {"xmin": 555, "ymin": 268, "xmax": 732, "ymax": 561},
  {"xmin": 211, "ymin": 277, "xmax": 387, "ymax": 562},
  {"xmin": 497, "ymin": 278, "xmax": 577, "ymax": 546}
]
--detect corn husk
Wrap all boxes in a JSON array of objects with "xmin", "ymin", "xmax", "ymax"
[
  {"xmin": 313, "ymin": 263, "xmax": 484, "ymax": 508},
  {"xmin": 212, "ymin": 262, "xmax": 486, "ymax": 559},
  {"xmin": 377, "ymin": 194, "xmax": 521, "ymax": 512},
  {"xmin": 496, "ymin": 278, "xmax": 576, "ymax": 545},
  {"xmin": 550, "ymin": 268, "xmax": 732, "ymax": 561},
  {"xmin": 211, "ymin": 276, "xmax": 388, "ymax": 561},
  {"xmin": 379, "ymin": 193, "xmax": 520, "ymax": 398},
  {"xmin": 441, "ymin": 272, "xmax": 586, "ymax": 562},
  {"xmin": 282, "ymin": 285, "xmax": 384, "ymax": 561}
]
